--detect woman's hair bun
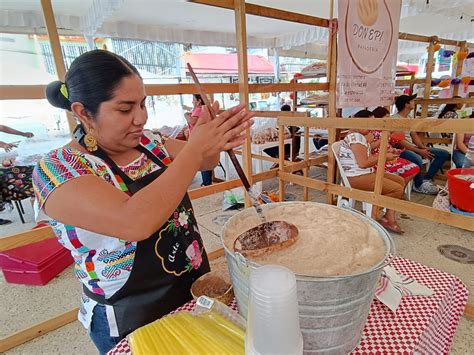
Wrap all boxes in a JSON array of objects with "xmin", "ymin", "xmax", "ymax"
[{"xmin": 45, "ymin": 80, "xmax": 71, "ymax": 111}]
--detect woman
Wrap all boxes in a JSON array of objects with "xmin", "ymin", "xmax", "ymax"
[
  {"xmin": 453, "ymin": 131, "xmax": 474, "ymax": 168},
  {"xmin": 370, "ymin": 107, "xmax": 420, "ymax": 186},
  {"xmin": 339, "ymin": 110, "xmax": 405, "ymax": 234},
  {"xmin": 33, "ymin": 50, "xmax": 253, "ymax": 354},
  {"xmin": 438, "ymin": 97, "xmax": 462, "ymax": 119},
  {"xmin": 0, "ymin": 125, "xmax": 35, "ymax": 225}
]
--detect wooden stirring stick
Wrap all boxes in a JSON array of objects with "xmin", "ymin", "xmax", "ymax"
[{"xmin": 186, "ymin": 62, "xmax": 252, "ymax": 192}]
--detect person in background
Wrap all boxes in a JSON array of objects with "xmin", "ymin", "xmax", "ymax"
[
  {"xmin": 339, "ymin": 109, "xmax": 405, "ymax": 234},
  {"xmin": 0, "ymin": 125, "xmax": 35, "ymax": 225},
  {"xmin": 438, "ymin": 96, "xmax": 462, "ymax": 119},
  {"xmin": 392, "ymin": 94, "xmax": 449, "ymax": 195},
  {"xmin": 185, "ymin": 94, "xmax": 213, "ymax": 186},
  {"xmin": 263, "ymin": 104, "xmax": 292, "ymax": 165},
  {"xmin": 369, "ymin": 107, "xmax": 419, "ymax": 186},
  {"xmin": 33, "ymin": 50, "xmax": 253, "ymax": 353},
  {"xmin": 453, "ymin": 130, "xmax": 474, "ymax": 168},
  {"xmin": 267, "ymin": 92, "xmax": 280, "ymax": 111},
  {"xmin": 0, "ymin": 125, "xmax": 34, "ymax": 152}
]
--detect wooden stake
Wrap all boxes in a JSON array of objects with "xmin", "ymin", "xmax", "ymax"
[
  {"xmin": 40, "ymin": 0, "xmax": 76, "ymax": 134},
  {"xmin": 420, "ymin": 38, "xmax": 436, "ymax": 118},
  {"xmin": 303, "ymin": 126, "xmax": 309, "ymax": 201},
  {"xmin": 453, "ymin": 41, "xmax": 467, "ymax": 97},
  {"xmin": 0, "ymin": 308, "xmax": 78, "ymax": 352},
  {"xmin": 234, "ymin": 0, "xmax": 252, "ymax": 207},
  {"xmin": 372, "ymin": 131, "xmax": 389, "ymax": 219},
  {"xmin": 0, "ymin": 226, "xmax": 55, "ymax": 252},
  {"xmin": 326, "ymin": 0, "xmax": 338, "ymax": 204},
  {"xmin": 279, "ymin": 124, "xmax": 286, "ymax": 202}
]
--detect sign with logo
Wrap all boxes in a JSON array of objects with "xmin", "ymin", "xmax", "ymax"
[{"xmin": 337, "ymin": 0, "xmax": 402, "ymax": 107}]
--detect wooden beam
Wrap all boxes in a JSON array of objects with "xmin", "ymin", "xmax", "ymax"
[
  {"xmin": 189, "ymin": 0, "xmax": 329, "ymax": 27},
  {"xmin": 278, "ymin": 124, "xmax": 286, "ymax": 202},
  {"xmin": 421, "ymin": 40, "xmax": 436, "ymax": 119},
  {"xmin": 303, "ymin": 126, "xmax": 309, "ymax": 201},
  {"xmin": 40, "ymin": 0, "xmax": 76, "ymax": 134},
  {"xmin": 421, "ymin": 137, "xmax": 452, "ymax": 145},
  {"xmin": 277, "ymin": 117, "xmax": 473, "ymax": 134},
  {"xmin": 207, "ymin": 248, "xmax": 225, "ymax": 261},
  {"xmin": 0, "ymin": 85, "xmax": 46, "ymax": 100},
  {"xmin": 1, "ymin": 82, "xmax": 329, "ymax": 101},
  {"xmin": 282, "ymin": 156, "xmax": 327, "ymax": 173},
  {"xmin": 188, "ymin": 169, "xmax": 278, "ymax": 200},
  {"xmin": 398, "ymin": 32, "xmax": 474, "ymax": 47},
  {"xmin": 453, "ymin": 41, "xmax": 467, "ymax": 97},
  {"xmin": 396, "ymin": 78, "xmax": 425, "ymax": 86},
  {"xmin": 251, "ymin": 111, "xmax": 309, "ymax": 118},
  {"xmin": 278, "ymin": 172, "xmax": 474, "ymax": 231},
  {"xmin": 372, "ymin": 131, "xmax": 389, "ymax": 219},
  {"xmin": 415, "ymin": 97, "xmax": 474, "ymax": 105},
  {"xmin": 0, "ymin": 308, "xmax": 78, "ymax": 352},
  {"xmin": 326, "ymin": 0, "xmax": 337, "ymax": 205},
  {"xmin": 0, "ymin": 226, "xmax": 55, "ymax": 253},
  {"xmin": 234, "ymin": 0, "xmax": 252, "ymax": 208}
]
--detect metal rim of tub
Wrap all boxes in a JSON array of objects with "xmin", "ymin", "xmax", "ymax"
[{"xmin": 220, "ymin": 201, "xmax": 396, "ymax": 281}]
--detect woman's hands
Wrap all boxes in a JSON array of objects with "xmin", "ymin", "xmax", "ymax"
[
  {"xmin": 187, "ymin": 102, "xmax": 254, "ymax": 164},
  {"xmin": 0, "ymin": 141, "xmax": 18, "ymax": 152}
]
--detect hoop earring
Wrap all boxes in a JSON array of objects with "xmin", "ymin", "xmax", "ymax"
[{"xmin": 84, "ymin": 128, "xmax": 98, "ymax": 152}]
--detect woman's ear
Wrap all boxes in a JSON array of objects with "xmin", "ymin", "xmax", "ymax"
[{"xmin": 71, "ymin": 102, "xmax": 93, "ymax": 131}]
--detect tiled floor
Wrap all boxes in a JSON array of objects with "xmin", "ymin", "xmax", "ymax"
[{"xmin": 1, "ymin": 168, "xmax": 472, "ymax": 354}]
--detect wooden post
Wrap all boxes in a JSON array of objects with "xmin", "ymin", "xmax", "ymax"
[
  {"xmin": 0, "ymin": 308, "xmax": 78, "ymax": 352},
  {"xmin": 303, "ymin": 126, "xmax": 309, "ymax": 200},
  {"xmin": 234, "ymin": 0, "xmax": 252, "ymax": 207},
  {"xmin": 420, "ymin": 37, "xmax": 436, "ymax": 118},
  {"xmin": 453, "ymin": 41, "xmax": 467, "ymax": 97},
  {"xmin": 40, "ymin": 0, "xmax": 76, "ymax": 135},
  {"xmin": 279, "ymin": 124, "xmax": 286, "ymax": 202},
  {"xmin": 372, "ymin": 131, "xmax": 389, "ymax": 219},
  {"xmin": 326, "ymin": 0, "xmax": 337, "ymax": 204}
]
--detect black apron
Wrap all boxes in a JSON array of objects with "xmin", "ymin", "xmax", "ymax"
[{"xmin": 82, "ymin": 144, "xmax": 210, "ymax": 338}]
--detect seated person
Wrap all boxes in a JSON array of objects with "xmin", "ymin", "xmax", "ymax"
[
  {"xmin": 392, "ymin": 95, "xmax": 449, "ymax": 195},
  {"xmin": 453, "ymin": 131, "xmax": 474, "ymax": 168},
  {"xmin": 370, "ymin": 107, "xmax": 420, "ymax": 186},
  {"xmin": 263, "ymin": 104, "xmax": 292, "ymax": 163},
  {"xmin": 339, "ymin": 110, "xmax": 405, "ymax": 234}
]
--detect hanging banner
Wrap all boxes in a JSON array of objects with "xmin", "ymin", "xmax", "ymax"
[{"xmin": 337, "ymin": 0, "xmax": 402, "ymax": 107}]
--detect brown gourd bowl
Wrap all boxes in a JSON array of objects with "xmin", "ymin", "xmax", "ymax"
[{"xmin": 191, "ymin": 271, "xmax": 234, "ymax": 305}]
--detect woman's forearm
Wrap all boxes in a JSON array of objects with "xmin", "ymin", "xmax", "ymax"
[{"xmin": 0, "ymin": 125, "xmax": 26, "ymax": 137}]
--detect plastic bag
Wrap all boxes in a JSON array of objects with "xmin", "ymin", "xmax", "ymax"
[
  {"xmin": 250, "ymin": 117, "xmax": 291, "ymax": 144},
  {"xmin": 222, "ymin": 189, "xmax": 245, "ymax": 211},
  {"xmin": 432, "ymin": 185, "xmax": 450, "ymax": 211}
]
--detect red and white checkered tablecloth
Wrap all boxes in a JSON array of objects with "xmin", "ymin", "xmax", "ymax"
[{"xmin": 108, "ymin": 257, "xmax": 468, "ymax": 355}]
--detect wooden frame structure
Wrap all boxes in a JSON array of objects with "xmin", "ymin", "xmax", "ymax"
[{"xmin": 1, "ymin": 0, "xmax": 473, "ymax": 351}]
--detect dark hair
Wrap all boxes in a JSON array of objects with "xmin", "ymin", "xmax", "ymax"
[
  {"xmin": 193, "ymin": 94, "xmax": 205, "ymax": 105},
  {"xmin": 372, "ymin": 106, "xmax": 390, "ymax": 118},
  {"xmin": 438, "ymin": 96, "xmax": 461, "ymax": 118},
  {"xmin": 45, "ymin": 50, "xmax": 140, "ymax": 117},
  {"xmin": 353, "ymin": 109, "xmax": 374, "ymax": 118},
  {"xmin": 281, "ymin": 104, "xmax": 291, "ymax": 111}
]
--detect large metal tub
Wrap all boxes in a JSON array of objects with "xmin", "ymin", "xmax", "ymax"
[{"xmin": 221, "ymin": 202, "xmax": 395, "ymax": 354}]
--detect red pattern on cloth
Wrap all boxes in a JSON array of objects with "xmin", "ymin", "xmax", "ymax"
[
  {"xmin": 371, "ymin": 130, "xmax": 420, "ymax": 178},
  {"xmin": 108, "ymin": 257, "xmax": 468, "ymax": 355}
]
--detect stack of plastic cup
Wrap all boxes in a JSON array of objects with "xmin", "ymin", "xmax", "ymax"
[{"xmin": 245, "ymin": 265, "xmax": 303, "ymax": 355}]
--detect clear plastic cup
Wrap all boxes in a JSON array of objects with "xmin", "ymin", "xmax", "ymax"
[{"xmin": 245, "ymin": 265, "xmax": 303, "ymax": 355}]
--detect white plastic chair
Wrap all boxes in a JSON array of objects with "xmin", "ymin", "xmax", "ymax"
[{"xmin": 331, "ymin": 141, "xmax": 374, "ymax": 217}]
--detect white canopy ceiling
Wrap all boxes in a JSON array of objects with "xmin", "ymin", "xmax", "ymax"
[{"xmin": 1, "ymin": 0, "xmax": 473, "ymax": 61}]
